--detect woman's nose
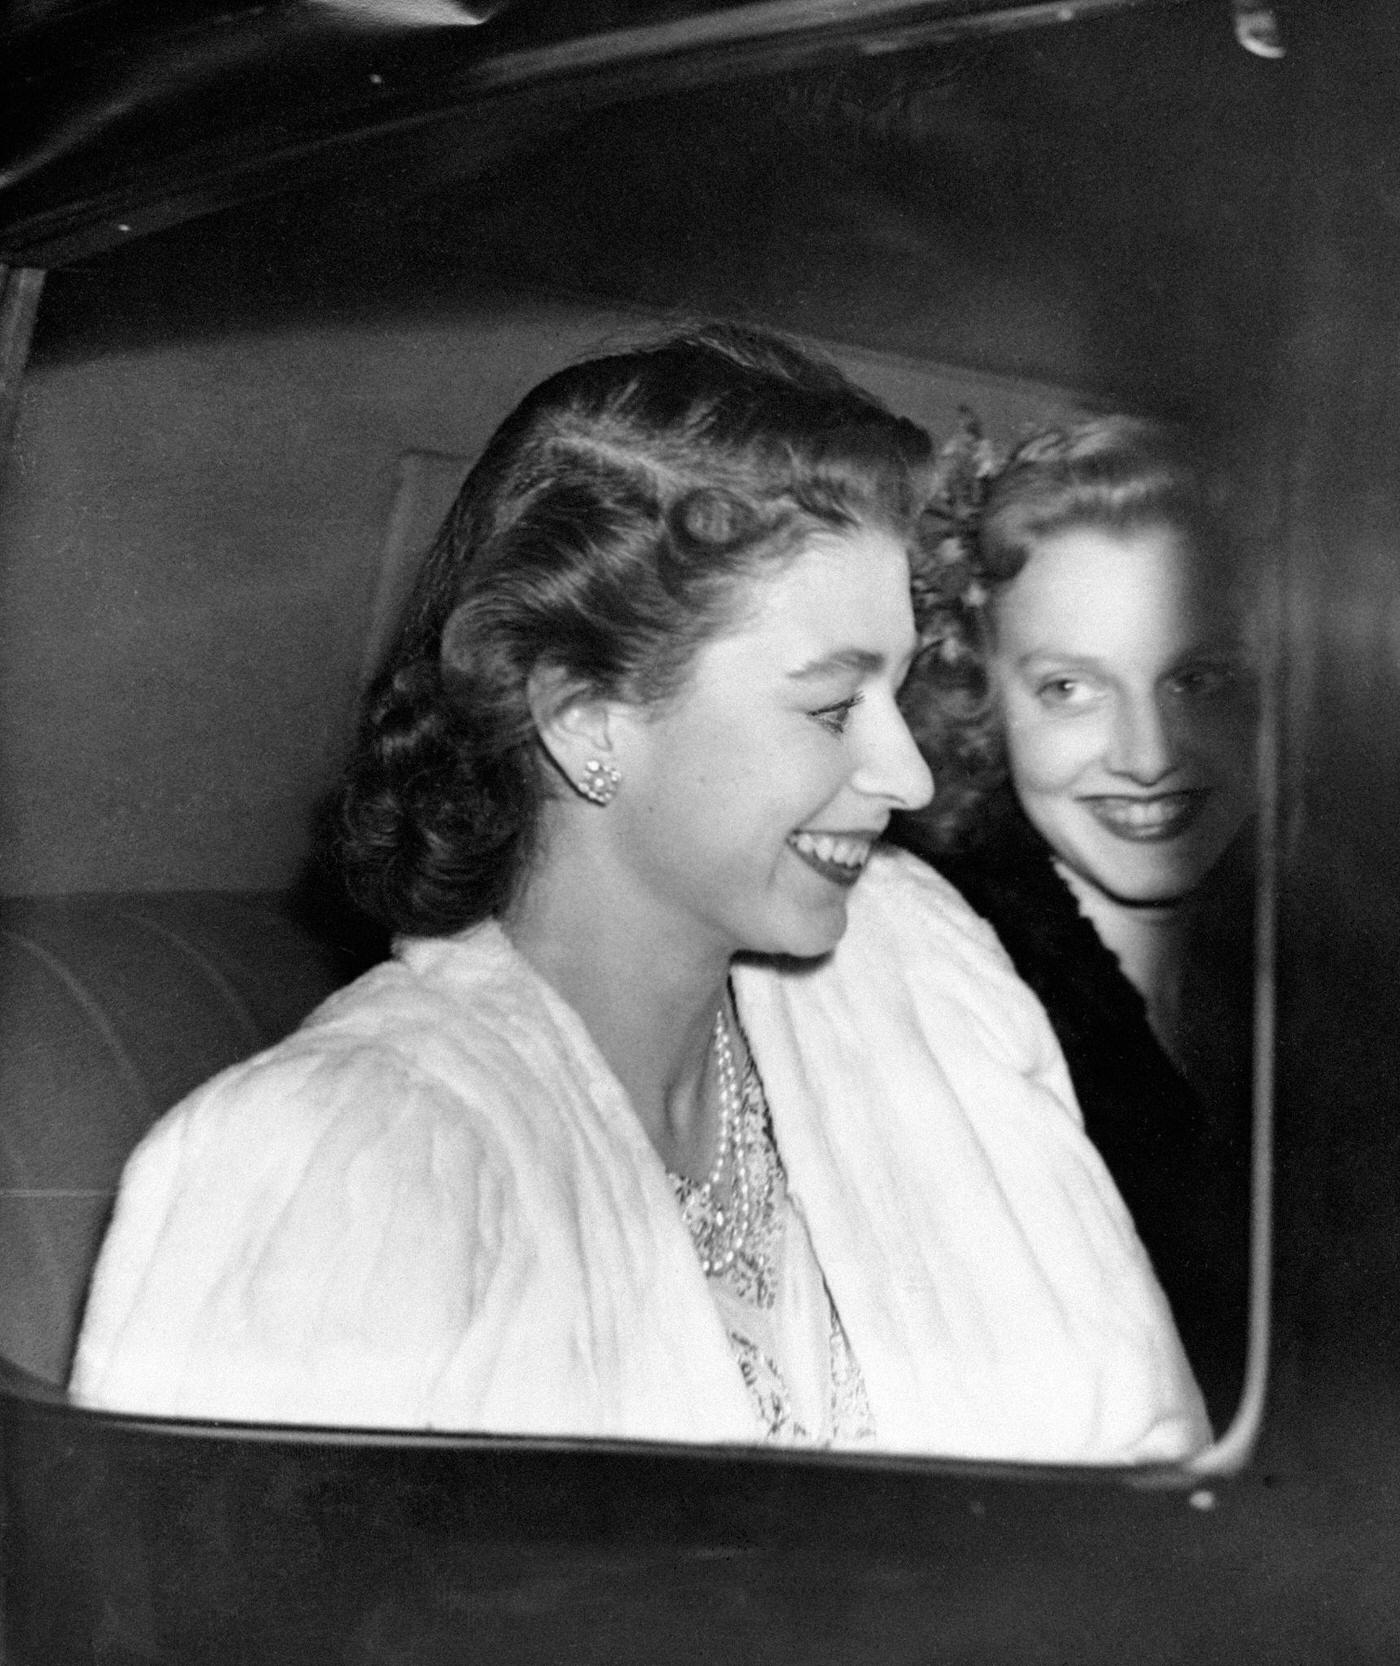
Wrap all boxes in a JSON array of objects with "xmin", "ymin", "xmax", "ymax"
[
  {"xmin": 854, "ymin": 703, "xmax": 935, "ymax": 811},
  {"xmin": 1106, "ymin": 694, "xmax": 1178, "ymax": 784}
]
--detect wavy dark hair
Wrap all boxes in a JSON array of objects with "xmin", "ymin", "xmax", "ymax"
[
  {"xmin": 901, "ymin": 413, "xmax": 1234, "ymax": 850},
  {"xmin": 335, "ymin": 323, "xmax": 933, "ymax": 936}
]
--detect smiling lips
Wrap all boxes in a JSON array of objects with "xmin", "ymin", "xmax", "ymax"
[
  {"xmin": 1081, "ymin": 789, "xmax": 1210, "ymax": 842},
  {"xmin": 787, "ymin": 831, "xmax": 877, "ymax": 887}
]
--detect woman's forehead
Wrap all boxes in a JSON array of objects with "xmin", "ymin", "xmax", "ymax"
[
  {"xmin": 708, "ymin": 525, "xmax": 916, "ymax": 655},
  {"xmin": 1010, "ymin": 522, "xmax": 1234, "ymax": 604},
  {"xmin": 992, "ymin": 523, "xmax": 1247, "ymax": 656}
]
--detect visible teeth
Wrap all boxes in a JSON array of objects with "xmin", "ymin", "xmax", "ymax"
[
  {"xmin": 1121, "ymin": 802, "xmax": 1173, "ymax": 827},
  {"xmin": 789, "ymin": 832, "xmax": 873, "ymax": 869},
  {"xmin": 1111, "ymin": 796, "xmax": 1184, "ymax": 824},
  {"xmin": 1088, "ymin": 793, "xmax": 1201, "ymax": 834}
]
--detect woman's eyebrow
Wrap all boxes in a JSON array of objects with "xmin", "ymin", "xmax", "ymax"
[
  {"xmin": 1014, "ymin": 650, "xmax": 1107, "ymax": 671},
  {"xmin": 788, "ymin": 648, "xmax": 887, "ymax": 680},
  {"xmin": 1179, "ymin": 637, "xmax": 1250, "ymax": 658},
  {"xmin": 789, "ymin": 641, "xmax": 920, "ymax": 680}
]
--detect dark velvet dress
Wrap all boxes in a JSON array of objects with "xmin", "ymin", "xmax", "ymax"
[{"xmin": 892, "ymin": 791, "xmax": 1253, "ymax": 1432}]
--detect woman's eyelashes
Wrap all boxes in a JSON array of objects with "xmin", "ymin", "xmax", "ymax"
[
  {"xmin": 1033, "ymin": 673, "xmax": 1102, "ymax": 710},
  {"xmin": 810, "ymin": 691, "xmax": 865, "ymax": 735},
  {"xmin": 1029, "ymin": 656, "xmax": 1254, "ymax": 712},
  {"xmin": 1166, "ymin": 657, "xmax": 1252, "ymax": 701}
]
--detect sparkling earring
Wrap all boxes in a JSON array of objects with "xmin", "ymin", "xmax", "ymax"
[{"xmin": 578, "ymin": 758, "xmax": 621, "ymax": 805}]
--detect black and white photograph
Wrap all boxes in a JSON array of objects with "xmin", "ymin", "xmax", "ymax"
[{"xmin": 2, "ymin": 1, "xmax": 1397, "ymax": 1660}]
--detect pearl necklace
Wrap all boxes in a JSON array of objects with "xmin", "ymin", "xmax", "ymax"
[{"xmin": 672, "ymin": 1005, "xmax": 755, "ymax": 1278}]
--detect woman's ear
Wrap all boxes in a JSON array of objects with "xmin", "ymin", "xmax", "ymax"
[{"xmin": 528, "ymin": 668, "xmax": 623, "ymax": 806}]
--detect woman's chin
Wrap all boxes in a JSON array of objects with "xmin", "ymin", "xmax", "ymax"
[
  {"xmin": 1054, "ymin": 819, "xmax": 1251, "ymax": 911},
  {"xmin": 743, "ymin": 898, "xmax": 851, "ymax": 963}
]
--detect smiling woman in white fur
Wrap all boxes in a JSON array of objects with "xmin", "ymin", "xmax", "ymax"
[{"xmin": 69, "ymin": 327, "xmax": 1208, "ymax": 1462}]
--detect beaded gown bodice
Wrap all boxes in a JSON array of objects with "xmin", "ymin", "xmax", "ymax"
[{"xmin": 669, "ymin": 1045, "xmax": 875, "ymax": 1446}]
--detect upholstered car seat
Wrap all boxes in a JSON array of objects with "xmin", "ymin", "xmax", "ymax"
[{"xmin": 0, "ymin": 893, "xmax": 359, "ymax": 1386}]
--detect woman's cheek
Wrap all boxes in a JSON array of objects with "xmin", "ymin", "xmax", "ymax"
[
  {"xmin": 1005, "ymin": 707, "xmax": 1101, "ymax": 794},
  {"xmin": 1203, "ymin": 704, "xmax": 1258, "ymax": 770}
]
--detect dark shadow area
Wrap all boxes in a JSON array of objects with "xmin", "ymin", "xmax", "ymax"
[{"xmin": 29, "ymin": 4, "xmax": 1287, "ymax": 428}]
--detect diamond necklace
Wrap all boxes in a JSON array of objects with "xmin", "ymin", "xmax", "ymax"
[{"xmin": 672, "ymin": 1004, "xmax": 754, "ymax": 1277}]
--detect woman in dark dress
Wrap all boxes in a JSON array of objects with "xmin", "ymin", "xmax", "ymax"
[{"xmin": 895, "ymin": 415, "xmax": 1257, "ymax": 1428}]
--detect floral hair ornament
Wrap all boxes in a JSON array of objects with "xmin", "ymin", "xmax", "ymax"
[{"xmin": 909, "ymin": 408, "xmax": 1005, "ymax": 666}]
